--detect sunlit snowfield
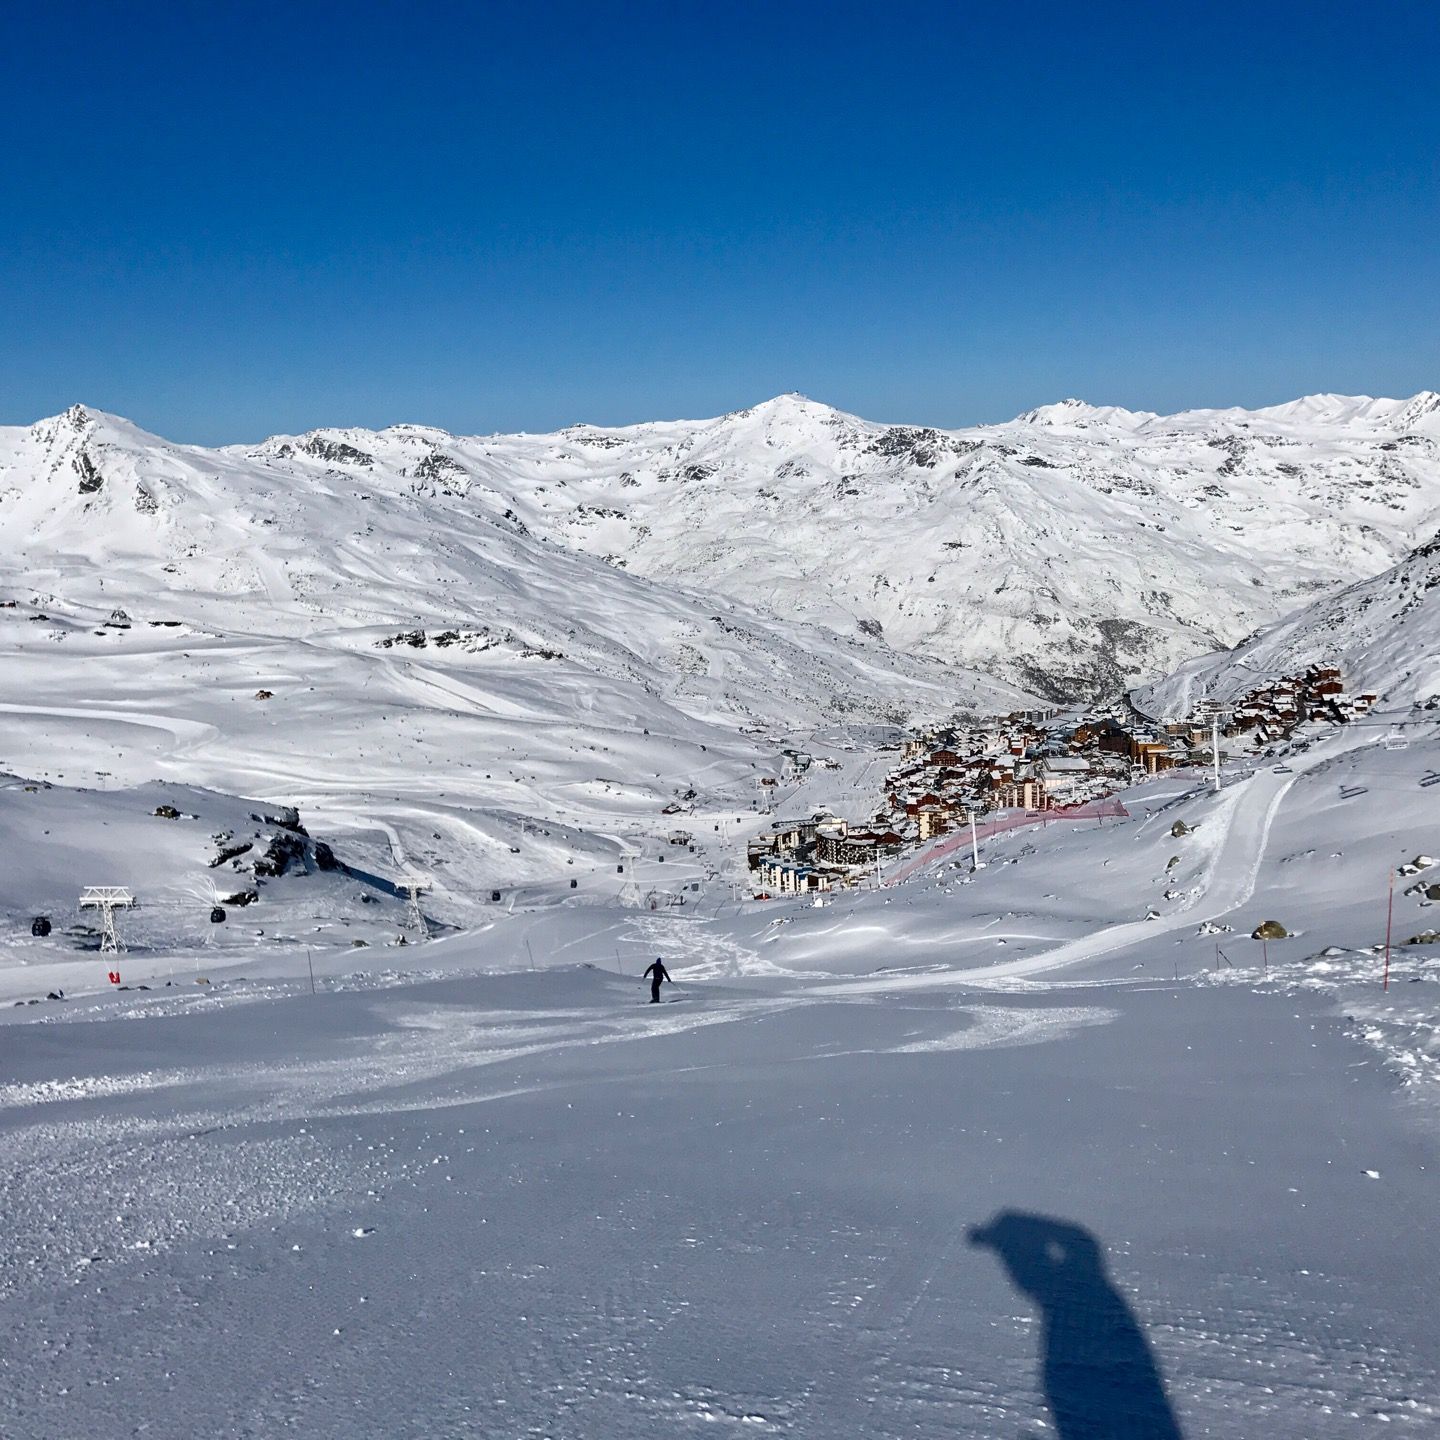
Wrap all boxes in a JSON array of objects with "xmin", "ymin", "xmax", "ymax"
[
  {"xmin": 4, "ymin": 395, "xmax": 1440, "ymax": 1434},
  {"xmin": 2, "ymin": 724, "xmax": 1437, "ymax": 1438}
]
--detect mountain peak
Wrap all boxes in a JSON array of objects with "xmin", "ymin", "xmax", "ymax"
[
  {"xmin": 1016, "ymin": 399, "xmax": 1151, "ymax": 430},
  {"xmin": 1392, "ymin": 391, "xmax": 1440, "ymax": 431},
  {"xmin": 709, "ymin": 392, "xmax": 869, "ymax": 439},
  {"xmin": 737, "ymin": 392, "xmax": 833, "ymax": 417}
]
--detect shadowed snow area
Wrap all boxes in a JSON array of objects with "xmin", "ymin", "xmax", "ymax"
[
  {"xmin": 1, "ymin": 717, "xmax": 1439, "ymax": 1437},
  {"xmin": 3, "ymin": 395, "xmax": 1440, "ymax": 1435}
]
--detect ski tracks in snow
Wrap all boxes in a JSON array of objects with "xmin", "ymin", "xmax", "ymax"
[{"xmin": 830, "ymin": 726, "xmax": 1375, "ymax": 994}]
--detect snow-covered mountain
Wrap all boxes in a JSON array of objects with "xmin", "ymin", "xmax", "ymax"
[
  {"xmin": 10, "ymin": 390, "xmax": 1440, "ymax": 706},
  {"xmin": 0, "ymin": 404, "xmax": 1028, "ymax": 937},
  {"xmin": 1138, "ymin": 526, "xmax": 1440, "ymax": 717},
  {"xmin": 224, "ymin": 389, "xmax": 1440, "ymax": 700},
  {"xmin": 10, "ymin": 400, "xmax": 1440, "ymax": 1440}
]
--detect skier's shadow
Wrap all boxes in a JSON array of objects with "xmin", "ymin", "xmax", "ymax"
[{"xmin": 969, "ymin": 1210, "xmax": 1184, "ymax": 1439}]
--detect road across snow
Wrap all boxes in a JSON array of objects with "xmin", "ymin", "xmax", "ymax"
[{"xmin": 0, "ymin": 700, "xmax": 219, "ymax": 751}]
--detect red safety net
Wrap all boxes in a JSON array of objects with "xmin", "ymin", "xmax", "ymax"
[{"xmin": 883, "ymin": 797, "xmax": 1131, "ymax": 887}]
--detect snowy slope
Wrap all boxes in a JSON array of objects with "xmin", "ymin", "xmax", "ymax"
[
  {"xmin": 2, "ymin": 711, "xmax": 1439, "ymax": 1438},
  {"xmin": 6, "ymin": 394, "xmax": 1440, "ymax": 1439},
  {"xmin": 349, "ymin": 389, "xmax": 1440, "ymax": 700},
  {"xmin": 10, "ymin": 392, "xmax": 1440, "ymax": 706},
  {"xmin": 6, "ymin": 390, "xmax": 1440, "ymax": 947},
  {"xmin": 1138, "ymin": 527, "xmax": 1440, "ymax": 716},
  {"xmin": 0, "ymin": 405, "xmax": 1030, "ymax": 951},
  {"xmin": 0, "ymin": 776, "xmax": 417, "ymax": 960}
]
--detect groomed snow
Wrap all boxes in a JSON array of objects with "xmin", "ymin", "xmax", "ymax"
[{"xmin": 1, "ymin": 711, "xmax": 1438, "ymax": 1436}]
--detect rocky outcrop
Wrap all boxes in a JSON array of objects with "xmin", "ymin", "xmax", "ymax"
[
  {"xmin": 253, "ymin": 831, "xmax": 306, "ymax": 878},
  {"xmin": 74, "ymin": 450, "xmax": 103, "ymax": 494},
  {"xmin": 1251, "ymin": 919, "xmax": 1289, "ymax": 940},
  {"xmin": 209, "ymin": 837, "xmax": 253, "ymax": 868}
]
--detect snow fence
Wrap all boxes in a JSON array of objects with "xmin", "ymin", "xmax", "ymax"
[{"xmin": 884, "ymin": 798, "xmax": 1131, "ymax": 887}]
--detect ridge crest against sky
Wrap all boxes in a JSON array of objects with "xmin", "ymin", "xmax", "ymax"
[
  {"xmin": 15, "ymin": 388, "xmax": 1440, "ymax": 451},
  {"xmin": 3, "ymin": 0, "xmax": 1438, "ymax": 444}
]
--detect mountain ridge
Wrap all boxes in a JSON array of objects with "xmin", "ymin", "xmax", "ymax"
[
  {"xmin": 7, "ymin": 388, "xmax": 1440, "ymax": 701},
  {"xmin": 1137, "ymin": 525, "xmax": 1440, "ymax": 716}
]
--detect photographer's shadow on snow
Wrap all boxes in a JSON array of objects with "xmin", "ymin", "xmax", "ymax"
[{"xmin": 969, "ymin": 1210, "xmax": 1183, "ymax": 1439}]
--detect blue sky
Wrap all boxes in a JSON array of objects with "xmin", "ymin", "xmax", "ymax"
[{"xmin": 2, "ymin": 1, "xmax": 1437, "ymax": 442}]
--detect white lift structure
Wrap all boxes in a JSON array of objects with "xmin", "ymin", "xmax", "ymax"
[
  {"xmin": 398, "ymin": 875, "xmax": 430, "ymax": 940},
  {"xmin": 1196, "ymin": 697, "xmax": 1234, "ymax": 792},
  {"xmin": 617, "ymin": 849, "xmax": 642, "ymax": 909},
  {"xmin": 79, "ymin": 886, "xmax": 135, "ymax": 954}
]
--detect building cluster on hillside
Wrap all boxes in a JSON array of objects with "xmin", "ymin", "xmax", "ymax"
[
  {"xmin": 1219, "ymin": 664, "xmax": 1377, "ymax": 742},
  {"xmin": 746, "ymin": 815, "xmax": 905, "ymax": 898},
  {"xmin": 745, "ymin": 664, "xmax": 1372, "ymax": 898}
]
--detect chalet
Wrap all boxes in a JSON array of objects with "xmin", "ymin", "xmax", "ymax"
[
  {"xmin": 757, "ymin": 856, "xmax": 834, "ymax": 895},
  {"xmin": 767, "ymin": 816, "xmax": 827, "ymax": 854},
  {"xmin": 1132, "ymin": 738, "xmax": 1180, "ymax": 774},
  {"xmin": 903, "ymin": 791, "xmax": 944, "ymax": 817},
  {"xmin": 815, "ymin": 821, "xmax": 904, "ymax": 868},
  {"xmin": 1094, "ymin": 720, "xmax": 1132, "ymax": 756}
]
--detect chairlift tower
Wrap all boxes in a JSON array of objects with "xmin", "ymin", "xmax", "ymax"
[
  {"xmin": 79, "ymin": 886, "xmax": 135, "ymax": 954},
  {"xmin": 398, "ymin": 875, "xmax": 430, "ymax": 939},
  {"xmin": 1197, "ymin": 698, "xmax": 1233, "ymax": 793}
]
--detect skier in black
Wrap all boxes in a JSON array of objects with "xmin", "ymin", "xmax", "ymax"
[{"xmin": 643, "ymin": 956, "xmax": 671, "ymax": 1003}]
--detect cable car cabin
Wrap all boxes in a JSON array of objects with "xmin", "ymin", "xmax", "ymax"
[{"xmin": 210, "ymin": 907, "xmax": 226, "ymax": 923}]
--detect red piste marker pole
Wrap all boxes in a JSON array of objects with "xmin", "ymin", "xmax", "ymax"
[{"xmin": 1383, "ymin": 869, "xmax": 1395, "ymax": 992}]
